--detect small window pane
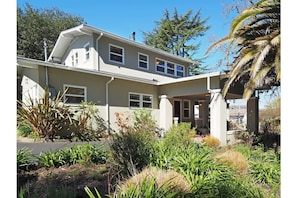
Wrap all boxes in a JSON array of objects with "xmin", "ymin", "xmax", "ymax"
[
  {"xmin": 130, "ymin": 94, "xmax": 140, "ymax": 100},
  {"xmin": 157, "ymin": 66, "xmax": 165, "ymax": 72},
  {"xmin": 130, "ymin": 101, "xmax": 140, "ymax": 107},
  {"xmin": 143, "ymin": 102, "xmax": 152, "ymax": 108},
  {"xmin": 139, "ymin": 61, "xmax": 147, "ymax": 68},
  {"xmin": 110, "ymin": 54, "xmax": 123, "ymax": 62},
  {"xmin": 65, "ymin": 96, "xmax": 84, "ymax": 104},
  {"xmin": 184, "ymin": 110, "xmax": 190, "ymax": 118},
  {"xmin": 66, "ymin": 87, "xmax": 84, "ymax": 95},
  {"xmin": 156, "ymin": 59, "xmax": 164, "ymax": 66},
  {"xmin": 139, "ymin": 54, "xmax": 147, "ymax": 61},
  {"xmin": 143, "ymin": 95, "xmax": 152, "ymax": 102}
]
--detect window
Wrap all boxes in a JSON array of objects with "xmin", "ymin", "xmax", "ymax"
[
  {"xmin": 183, "ymin": 100, "xmax": 190, "ymax": 119},
  {"xmin": 71, "ymin": 55, "xmax": 74, "ymax": 66},
  {"xmin": 155, "ymin": 58, "xmax": 184, "ymax": 77},
  {"xmin": 129, "ymin": 93, "xmax": 153, "ymax": 108},
  {"xmin": 138, "ymin": 53, "xmax": 149, "ymax": 70},
  {"xmin": 156, "ymin": 59, "xmax": 165, "ymax": 73},
  {"xmin": 84, "ymin": 43, "xmax": 90, "ymax": 61},
  {"xmin": 64, "ymin": 84, "xmax": 86, "ymax": 104},
  {"xmin": 75, "ymin": 52, "xmax": 78, "ymax": 65},
  {"xmin": 176, "ymin": 65, "xmax": 184, "ymax": 77},
  {"xmin": 109, "ymin": 44, "xmax": 124, "ymax": 64}
]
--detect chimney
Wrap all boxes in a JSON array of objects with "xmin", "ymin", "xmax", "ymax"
[{"xmin": 132, "ymin": 32, "xmax": 135, "ymax": 41}]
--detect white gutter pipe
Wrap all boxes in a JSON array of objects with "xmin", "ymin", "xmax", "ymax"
[
  {"xmin": 96, "ymin": 32, "xmax": 104, "ymax": 70},
  {"xmin": 44, "ymin": 39, "xmax": 49, "ymax": 86},
  {"xmin": 106, "ymin": 77, "xmax": 114, "ymax": 134}
]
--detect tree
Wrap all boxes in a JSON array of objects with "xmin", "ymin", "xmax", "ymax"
[
  {"xmin": 143, "ymin": 8, "xmax": 210, "ymax": 75},
  {"xmin": 206, "ymin": 0, "xmax": 280, "ymax": 99},
  {"xmin": 17, "ymin": 3, "xmax": 85, "ymax": 60}
]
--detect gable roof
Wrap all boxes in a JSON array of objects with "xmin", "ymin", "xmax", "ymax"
[{"xmin": 48, "ymin": 24, "xmax": 197, "ymax": 65}]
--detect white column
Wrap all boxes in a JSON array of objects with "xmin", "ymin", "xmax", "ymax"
[
  {"xmin": 247, "ymin": 97, "xmax": 259, "ymax": 134},
  {"xmin": 159, "ymin": 95, "xmax": 173, "ymax": 131},
  {"xmin": 209, "ymin": 89, "xmax": 227, "ymax": 146}
]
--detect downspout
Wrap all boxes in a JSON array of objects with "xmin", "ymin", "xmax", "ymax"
[
  {"xmin": 106, "ymin": 77, "xmax": 114, "ymax": 134},
  {"xmin": 43, "ymin": 39, "xmax": 49, "ymax": 86},
  {"xmin": 96, "ymin": 32, "xmax": 104, "ymax": 71}
]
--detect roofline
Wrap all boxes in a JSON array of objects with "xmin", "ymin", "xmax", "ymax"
[
  {"xmin": 17, "ymin": 56, "xmax": 159, "ymax": 85},
  {"xmin": 17, "ymin": 56, "xmax": 225, "ymax": 87},
  {"xmin": 49, "ymin": 24, "xmax": 197, "ymax": 65}
]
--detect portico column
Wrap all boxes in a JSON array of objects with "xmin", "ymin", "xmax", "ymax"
[
  {"xmin": 159, "ymin": 95, "xmax": 173, "ymax": 131},
  {"xmin": 247, "ymin": 97, "xmax": 259, "ymax": 134},
  {"xmin": 209, "ymin": 89, "xmax": 227, "ymax": 146}
]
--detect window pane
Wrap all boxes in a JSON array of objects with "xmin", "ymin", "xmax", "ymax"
[
  {"xmin": 130, "ymin": 101, "xmax": 140, "ymax": 107},
  {"xmin": 85, "ymin": 45, "xmax": 89, "ymax": 52},
  {"xmin": 156, "ymin": 59, "xmax": 164, "ymax": 66},
  {"xmin": 139, "ymin": 61, "xmax": 147, "ymax": 68},
  {"xmin": 110, "ymin": 54, "xmax": 123, "ymax": 62},
  {"xmin": 110, "ymin": 46, "xmax": 122, "ymax": 54},
  {"xmin": 143, "ymin": 95, "xmax": 152, "ymax": 102},
  {"xmin": 184, "ymin": 101, "xmax": 189, "ymax": 108},
  {"xmin": 130, "ymin": 94, "xmax": 140, "ymax": 100},
  {"xmin": 167, "ymin": 62, "xmax": 174, "ymax": 69},
  {"xmin": 65, "ymin": 96, "xmax": 84, "ymax": 104},
  {"xmin": 177, "ymin": 71, "xmax": 184, "ymax": 77},
  {"xmin": 184, "ymin": 110, "xmax": 189, "ymax": 118},
  {"xmin": 157, "ymin": 66, "xmax": 165, "ymax": 72},
  {"xmin": 139, "ymin": 54, "xmax": 147, "ymax": 61},
  {"xmin": 66, "ymin": 87, "xmax": 84, "ymax": 95},
  {"xmin": 143, "ymin": 102, "xmax": 152, "ymax": 108}
]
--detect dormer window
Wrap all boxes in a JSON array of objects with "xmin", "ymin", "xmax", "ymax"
[
  {"xmin": 109, "ymin": 44, "xmax": 124, "ymax": 64},
  {"xmin": 138, "ymin": 53, "xmax": 149, "ymax": 70},
  {"xmin": 84, "ymin": 43, "xmax": 90, "ymax": 61}
]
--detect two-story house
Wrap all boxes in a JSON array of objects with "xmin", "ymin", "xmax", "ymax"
[{"xmin": 17, "ymin": 24, "xmax": 260, "ymax": 145}]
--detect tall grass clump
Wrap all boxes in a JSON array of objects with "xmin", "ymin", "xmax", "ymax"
[
  {"xmin": 202, "ymin": 134, "xmax": 221, "ymax": 148},
  {"xmin": 114, "ymin": 167, "xmax": 190, "ymax": 197}
]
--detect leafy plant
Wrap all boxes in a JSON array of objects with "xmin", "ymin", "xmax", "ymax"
[
  {"xmin": 17, "ymin": 87, "xmax": 74, "ymax": 141},
  {"xmin": 17, "ymin": 148, "xmax": 34, "ymax": 172},
  {"xmin": 17, "ymin": 124, "xmax": 33, "ymax": 137}
]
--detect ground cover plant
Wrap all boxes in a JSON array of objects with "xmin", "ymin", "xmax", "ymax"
[{"xmin": 17, "ymin": 117, "xmax": 280, "ymax": 198}]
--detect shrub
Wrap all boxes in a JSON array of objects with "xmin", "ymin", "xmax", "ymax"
[
  {"xmin": 202, "ymin": 135, "xmax": 221, "ymax": 148},
  {"xmin": 110, "ymin": 128, "xmax": 155, "ymax": 174},
  {"xmin": 17, "ymin": 148, "xmax": 34, "ymax": 172},
  {"xmin": 17, "ymin": 124, "xmax": 33, "ymax": 137},
  {"xmin": 215, "ymin": 150, "xmax": 249, "ymax": 176},
  {"xmin": 115, "ymin": 167, "xmax": 190, "ymax": 197},
  {"xmin": 17, "ymin": 87, "xmax": 74, "ymax": 141},
  {"xmin": 163, "ymin": 122, "xmax": 196, "ymax": 147}
]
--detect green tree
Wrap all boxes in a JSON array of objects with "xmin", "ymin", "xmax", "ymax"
[
  {"xmin": 17, "ymin": 3, "xmax": 85, "ymax": 60},
  {"xmin": 206, "ymin": 0, "xmax": 280, "ymax": 99},
  {"xmin": 143, "ymin": 8, "xmax": 210, "ymax": 75}
]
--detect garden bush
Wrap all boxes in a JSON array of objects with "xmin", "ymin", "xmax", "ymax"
[{"xmin": 202, "ymin": 134, "xmax": 221, "ymax": 148}]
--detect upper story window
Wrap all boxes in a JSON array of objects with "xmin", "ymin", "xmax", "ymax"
[
  {"xmin": 156, "ymin": 59, "xmax": 165, "ymax": 73},
  {"xmin": 109, "ymin": 44, "xmax": 124, "ymax": 64},
  {"xmin": 138, "ymin": 53, "xmax": 149, "ymax": 70},
  {"xmin": 75, "ymin": 52, "xmax": 79, "ymax": 65},
  {"xmin": 71, "ymin": 55, "xmax": 74, "ymax": 66},
  {"xmin": 156, "ymin": 58, "xmax": 184, "ymax": 77},
  {"xmin": 63, "ymin": 84, "xmax": 86, "ymax": 104},
  {"xmin": 129, "ymin": 92, "xmax": 153, "ymax": 109},
  {"xmin": 84, "ymin": 43, "xmax": 90, "ymax": 61}
]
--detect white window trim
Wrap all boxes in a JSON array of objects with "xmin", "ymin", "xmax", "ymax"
[
  {"xmin": 84, "ymin": 42, "xmax": 90, "ymax": 62},
  {"xmin": 138, "ymin": 52, "xmax": 149, "ymax": 70},
  {"xmin": 129, "ymin": 92, "xmax": 153, "ymax": 109},
  {"xmin": 63, "ymin": 84, "xmax": 87, "ymax": 105},
  {"xmin": 109, "ymin": 44, "xmax": 125, "ymax": 64},
  {"xmin": 183, "ymin": 99, "xmax": 191, "ymax": 119},
  {"xmin": 155, "ymin": 57, "xmax": 185, "ymax": 77}
]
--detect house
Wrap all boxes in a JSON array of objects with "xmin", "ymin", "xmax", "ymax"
[{"xmin": 17, "ymin": 24, "xmax": 260, "ymax": 146}]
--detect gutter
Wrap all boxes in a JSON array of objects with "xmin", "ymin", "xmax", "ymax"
[
  {"xmin": 106, "ymin": 77, "xmax": 114, "ymax": 134},
  {"xmin": 96, "ymin": 32, "xmax": 104, "ymax": 70}
]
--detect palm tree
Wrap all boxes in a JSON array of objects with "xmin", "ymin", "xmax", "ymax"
[{"xmin": 206, "ymin": 0, "xmax": 280, "ymax": 99}]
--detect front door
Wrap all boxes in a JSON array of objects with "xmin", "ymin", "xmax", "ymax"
[{"xmin": 173, "ymin": 99, "xmax": 182, "ymax": 123}]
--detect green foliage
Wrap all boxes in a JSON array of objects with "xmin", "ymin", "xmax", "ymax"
[
  {"xmin": 17, "ymin": 124, "xmax": 33, "ymax": 137},
  {"xmin": 84, "ymin": 186, "xmax": 102, "ymax": 198},
  {"xmin": 110, "ymin": 128, "xmax": 155, "ymax": 175},
  {"xmin": 143, "ymin": 8, "xmax": 210, "ymax": 75},
  {"xmin": 38, "ymin": 143, "xmax": 108, "ymax": 168},
  {"xmin": 17, "ymin": 148, "xmax": 35, "ymax": 172},
  {"xmin": 17, "ymin": 3, "xmax": 85, "ymax": 60},
  {"xmin": 17, "ymin": 87, "xmax": 74, "ymax": 141},
  {"xmin": 133, "ymin": 109, "xmax": 158, "ymax": 134},
  {"xmin": 162, "ymin": 122, "xmax": 196, "ymax": 147},
  {"xmin": 73, "ymin": 102, "xmax": 108, "ymax": 141}
]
